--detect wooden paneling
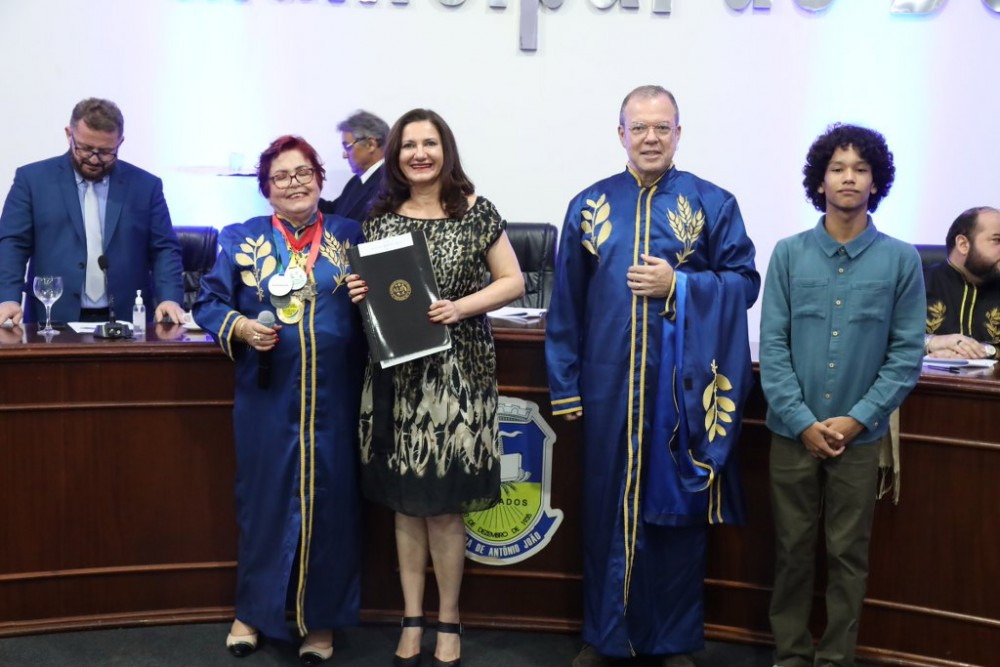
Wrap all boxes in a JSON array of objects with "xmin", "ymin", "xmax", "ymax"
[{"xmin": 1, "ymin": 324, "xmax": 996, "ymax": 666}]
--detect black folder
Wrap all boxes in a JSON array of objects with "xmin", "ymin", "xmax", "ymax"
[{"xmin": 347, "ymin": 230, "xmax": 452, "ymax": 368}]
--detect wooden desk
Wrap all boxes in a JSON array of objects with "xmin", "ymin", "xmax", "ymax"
[{"xmin": 0, "ymin": 324, "xmax": 996, "ymax": 666}]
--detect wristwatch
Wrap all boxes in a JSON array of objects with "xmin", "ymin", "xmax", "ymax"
[{"xmin": 985, "ymin": 343, "xmax": 998, "ymax": 359}]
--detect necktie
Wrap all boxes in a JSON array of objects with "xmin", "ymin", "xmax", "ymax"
[{"xmin": 84, "ymin": 181, "xmax": 104, "ymax": 302}]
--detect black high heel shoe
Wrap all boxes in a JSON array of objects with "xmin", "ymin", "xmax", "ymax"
[
  {"xmin": 393, "ymin": 616, "xmax": 425, "ymax": 667},
  {"xmin": 431, "ymin": 621, "xmax": 462, "ymax": 667}
]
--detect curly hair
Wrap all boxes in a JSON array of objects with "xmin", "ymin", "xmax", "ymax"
[
  {"xmin": 369, "ymin": 109, "xmax": 475, "ymax": 220},
  {"xmin": 802, "ymin": 124, "xmax": 895, "ymax": 213},
  {"xmin": 256, "ymin": 135, "xmax": 326, "ymax": 198}
]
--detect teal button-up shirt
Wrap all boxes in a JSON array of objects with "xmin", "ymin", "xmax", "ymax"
[{"xmin": 759, "ymin": 218, "xmax": 926, "ymax": 444}]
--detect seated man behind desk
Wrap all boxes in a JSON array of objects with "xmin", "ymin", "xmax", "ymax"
[
  {"xmin": 923, "ymin": 206, "xmax": 1000, "ymax": 360},
  {"xmin": 0, "ymin": 98, "xmax": 185, "ymax": 326},
  {"xmin": 318, "ymin": 110, "xmax": 387, "ymax": 222}
]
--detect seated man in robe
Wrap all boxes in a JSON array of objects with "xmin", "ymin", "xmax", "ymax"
[{"xmin": 923, "ymin": 206, "xmax": 1000, "ymax": 360}]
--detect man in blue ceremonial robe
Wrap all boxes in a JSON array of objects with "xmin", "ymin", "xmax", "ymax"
[{"xmin": 546, "ymin": 85, "xmax": 760, "ymax": 667}]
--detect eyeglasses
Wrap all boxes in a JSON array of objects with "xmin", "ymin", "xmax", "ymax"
[
  {"xmin": 626, "ymin": 123, "xmax": 676, "ymax": 138},
  {"xmin": 269, "ymin": 167, "xmax": 315, "ymax": 189},
  {"xmin": 342, "ymin": 137, "xmax": 369, "ymax": 151},
  {"xmin": 70, "ymin": 134, "xmax": 120, "ymax": 163}
]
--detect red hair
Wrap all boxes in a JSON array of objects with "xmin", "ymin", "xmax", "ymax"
[{"xmin": 257, "ymin": 135, "xmax": 326, "ymax": 198}]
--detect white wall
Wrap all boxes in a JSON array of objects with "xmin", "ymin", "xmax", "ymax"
[{"xmin": 2, "ymin": 0, "xmax": 999, "ymax": 334}]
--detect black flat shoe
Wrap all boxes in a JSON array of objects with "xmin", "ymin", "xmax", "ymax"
[
  {"xmin": 393, "ymin": 616, "xmax": 425, "ymax": 667},
  {"xmin": 431, "ymin": 621, "xmax": 462, "ymax": 667},
  {"xmin": 225, "ymin": 630, "xmax": 259, "ymax": 658}
]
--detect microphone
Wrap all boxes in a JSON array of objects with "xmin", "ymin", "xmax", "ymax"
[
  {"xmin": 97, "ymin": 255, "xmax": 116, "ymax": 323},
  {"xmin": 93, "ymin": 255, "xmax": 131, "ymax": 339},
  {"xmin": 257, "ymin": 310, "xmax": 276, "ymax": 389}
]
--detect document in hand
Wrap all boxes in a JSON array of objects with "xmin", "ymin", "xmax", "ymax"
[{"xmin": 347, "ymin": 230, "xmax": 452, "ymax": 368}]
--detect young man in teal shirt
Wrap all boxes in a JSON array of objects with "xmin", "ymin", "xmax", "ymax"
[{"xmin": 759, "ymin": 124, "xmax": 925, "ymax": 667}]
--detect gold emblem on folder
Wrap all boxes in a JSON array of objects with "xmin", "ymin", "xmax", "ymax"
[{"xmin": 389, "ymin": 279, "xmax": 412, "ymax": 302}]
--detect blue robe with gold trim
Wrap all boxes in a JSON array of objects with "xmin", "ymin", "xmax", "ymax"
[
  {"xmin": 193, "ymin": 214, "xmax": 366, "ymax": 640},
  {"xmin": 545, "ymin": 167, "xmax": 758, "ymax": 657}
]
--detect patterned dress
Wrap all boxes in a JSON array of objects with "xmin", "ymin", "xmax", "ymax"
[{"xmin": 359, "ymin": 196, "xmax": 504, "ymax": 517}]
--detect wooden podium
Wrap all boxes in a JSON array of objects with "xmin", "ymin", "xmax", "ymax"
[{"xmin": 0, "ymin": 323, "xmax": 996, "ymax": 666}]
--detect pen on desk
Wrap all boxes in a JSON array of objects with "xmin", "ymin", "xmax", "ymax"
[{"xmin": 925, "ymin": 364, "xmax": 962, "ymax": 373}]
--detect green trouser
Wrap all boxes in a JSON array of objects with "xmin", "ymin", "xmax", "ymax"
[{"xmin": 768, "ymin": 432, "xmax": 882, "ymax": 667}]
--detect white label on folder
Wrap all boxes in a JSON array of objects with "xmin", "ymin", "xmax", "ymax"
[{"xmin": 356, "ymin": 232, "xmax": 415, "ymax": 257}]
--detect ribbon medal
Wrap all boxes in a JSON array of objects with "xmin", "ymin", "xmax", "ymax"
[
  {"xmin": 268, "ymin": 273, "xmax": 293, "ymax": 297},
  {"xmin": 277, "ymin": 295, "xmax": 304, "ymax": 324},
  {"xmin": 286, "ymin": 267, "xmax": 308, "ymax": 291}
]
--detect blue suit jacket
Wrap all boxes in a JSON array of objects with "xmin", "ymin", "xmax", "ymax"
[
  {"xmin": 318, "ymin": 164, "xmax": 382, "ymax": 222},
  {"xmin": 0, "ymin": 152, "xmax": 184, "ymax": 322}
]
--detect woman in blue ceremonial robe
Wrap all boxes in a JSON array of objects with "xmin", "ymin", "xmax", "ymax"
[{"xmin": 193, "ymin": 135, "xmax": 365, "ymax": 665}]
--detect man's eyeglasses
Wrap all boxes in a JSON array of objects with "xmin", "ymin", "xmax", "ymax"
[
  {"xmin": 270, "ymin": 168, "xmax": 315, "ymax": 189},
  {"xmin": 70, "ymin": 134, "xmax": 120, "ymax": 163},
  {"xmin": 626, "ymin": 123, "xmax": 676, "ymax": 138},
  {"xmin": 342, "ymin": 137, "xmax": 369, "ymax": 151}
]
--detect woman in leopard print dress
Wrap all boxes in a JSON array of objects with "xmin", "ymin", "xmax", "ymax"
[{"xmin": 349, "ymin": 109, "xmax": 523, "ymax": 667}]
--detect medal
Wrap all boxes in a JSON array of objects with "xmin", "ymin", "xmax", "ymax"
[
  {"xmin": 286, "ymin": 267, "xmax": 308, "ymax": 290},
  {"xmin": 277, "ymin": 295, "xmax": 304, "ymax": 324},
  {"xmin": 268, "ymin": 273, "xmax": 293, "ymax": 297},
  {"xmin": 294, "ymin": 281, "xmax": 318, "ymax": 302},
  {"xmin": 270, "ymin": 292, "xmax": 292, "ymax": 309}
]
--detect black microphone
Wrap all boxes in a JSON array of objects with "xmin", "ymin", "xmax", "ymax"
[
  {"xmin": 92, "ymin": 255, "xmax": 131, "ymax": 339},
  {"xmin": 97, "ymin": 255, "xmax": 116, "ymax": 323},
  {"xmin": 257, "ymin": 310, "xmax": 276, "ymax": 389}
]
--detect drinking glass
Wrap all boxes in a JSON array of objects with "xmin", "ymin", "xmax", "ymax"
[{"xmin": 33, "ymin": 276, "xmax": 63, "ymax": 336}]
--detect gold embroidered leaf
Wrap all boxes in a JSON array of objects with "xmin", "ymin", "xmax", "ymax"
[
  {"xmin": 259, "ymin": 241, "xmax": 273, "ymax": 257},
  {"xmin": 582, "ymin": 210, "xmax": 593, "ymax": 221},
  {"xmin": 718, "ymin": 411, "xmax": 733, "ymax": 423},
  {"xmin": 694, "ymin": 209, "xmax": 706, "ymax": 234},
  {"xmin": 260, "ymin": 256, "xmax": 277, "ymax": 279},
  {"xmin": 717, "ymin": 374, "xmax": 733, "ymax": 391},
  {"xmin": 705, "ymin": 411, "xmax": 714, "ymax": 432},
  {"xmin": 235, "ymin": 253, "xmax": 254, "ymax": 267},
  {"xmin": 240, "ymin": 271, "xmax": 257, "ymax": 287},
  {"xmin": 239, "ymin": 243, "xmax": 253, "ymax": 253},
  {"xmin": 585, "ymin": 198, "xmax": 598, "ymax": 209},
  {"xmin": 596, "ymin": 220, "xmax": 612, "ymax": 246},
  {"xmin": 256, "ymin": 234, "xmax": 266, "ymax": 246},
  {"xmin": 596, "ymin": 193, "xmax": 606, "ymax": 208},
  {"xmin": 678, "ymin": 195, "xmax": 692, "ymax": 220},
  {"xmin": 581, "ymin": 220, "xmax": 593, "ymax": 235},
  {"xmin": 702, "ymin": 384, "xmax": 714, "ymax": 411},
  {"xmin": 714, "ymin": 424, "xmax": 727, "ymax": 439},
  {"xmin": 708, "ymin": 428, "xmax": 716, "ymax": 444},
  {"xmin": 717, "ymin": 396, "xmax": 737, "ymax": 413},
  {"xmin": 582, "ymin": 239, "xmax": 597, "ymax": 256},
  {"xmin": 595, "ymin": 203, "xmax": 610, "ymax": 225}
]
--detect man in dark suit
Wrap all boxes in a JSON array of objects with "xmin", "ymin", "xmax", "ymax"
[
  {"xmin": 0, "ymin": 98, "xmax": 185, "ymax": 326},
  {"xmin": 318, "ymin": 110, "xmax": 388, "ymax": 222}
]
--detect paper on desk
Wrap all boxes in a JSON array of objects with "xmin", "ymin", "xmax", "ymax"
[
  {"xmin": 68, "ymin": 322, "xmax": 99, "ymax": 334},
  {"xmin": 921, "ymin": 356, "xmax": 997, "ymax": 368},
  {"xmin": 489, "ymin": 306, "xmax": 546, "ymax": 320}
]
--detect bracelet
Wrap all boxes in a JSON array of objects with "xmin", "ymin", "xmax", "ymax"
[
  {"xmin": 235, "ymin": 316, "xmax": 248, "ymax": 342},
  {"xmin": 923, "ymin": 334, "xmax": 934, "ymax": 355}
]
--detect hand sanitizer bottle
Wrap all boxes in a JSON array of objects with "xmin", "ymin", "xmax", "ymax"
[{"xmin": 132, "ymin": 290, "xmax": 146, "ymax": 336}]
